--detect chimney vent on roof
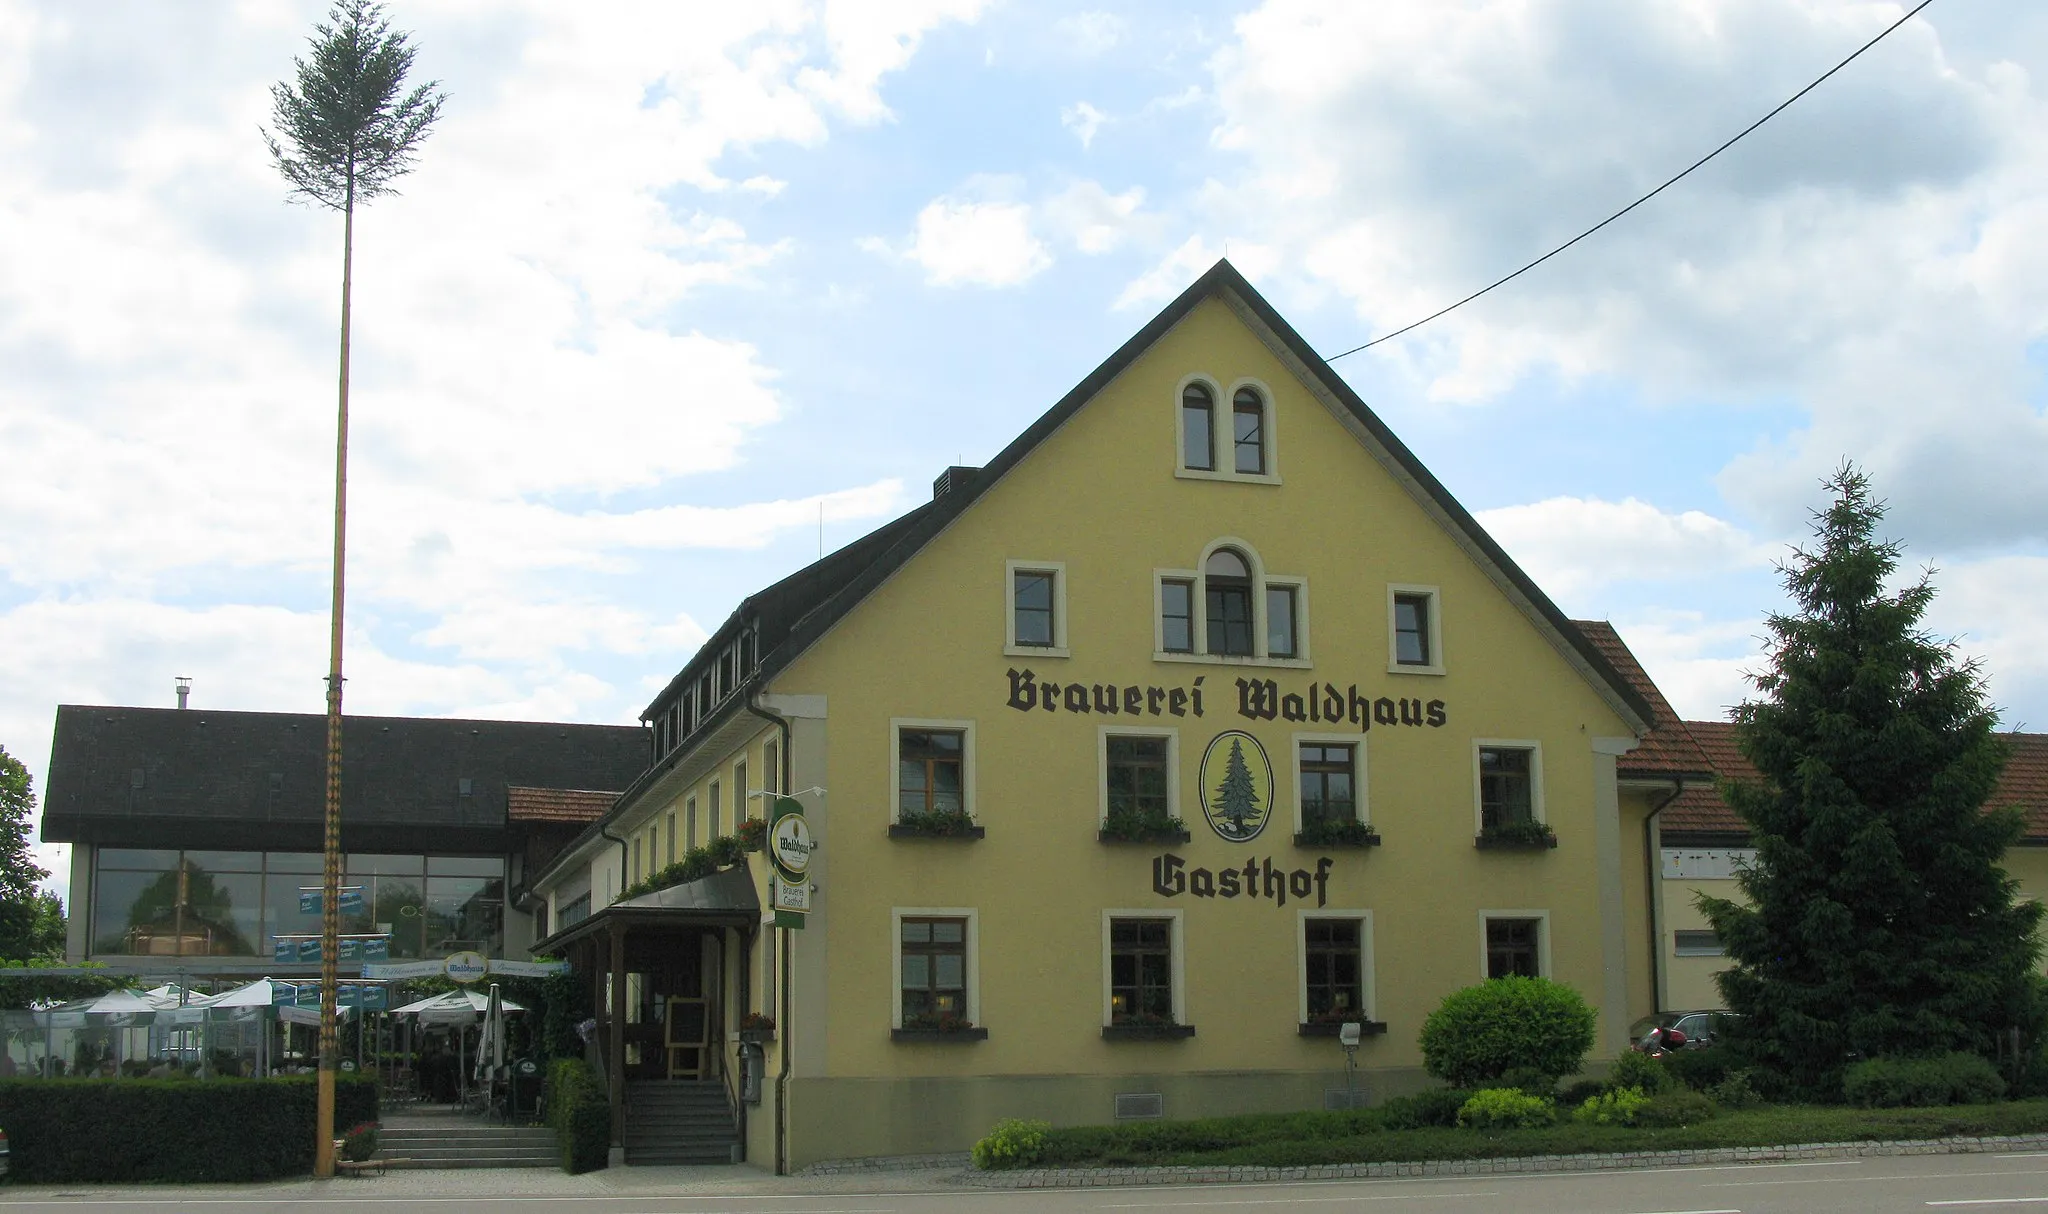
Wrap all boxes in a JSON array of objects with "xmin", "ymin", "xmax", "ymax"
[
  {"xmin": 932, "ymin": 465, "xmax": 981, "ymax": 499},
  {"xmin": 175, "ymin": 677, "xmax": 191, "ymax": 709}
]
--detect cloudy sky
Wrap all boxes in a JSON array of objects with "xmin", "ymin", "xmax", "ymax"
[{"xmin": 5, "ymin": 0, "xmax": 2046, "ymax": 904}]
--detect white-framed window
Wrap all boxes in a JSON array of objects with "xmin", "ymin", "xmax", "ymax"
[
  {"xmin": 709, "ymin": 780, "xmax": 722, "ymax": 840},
  {"xmin": 1098, "ymin": 726, "xmax": 1181, "ymax": 827},
  {"xmin": 1298, "ymin": 910, "xmax": 1375, "ymax": 1025},
  {"xmin": 631, "ymin": 836, "xmax": 642, "ymax": 884},
  {"xmin": 1004, "ymin": 559, "xmax": 1069, "ymax": 657},
  {"xmin": 665, "ymin": 811, "xmax": 676, "ymax": 865},
  {"xmin": 1102, "ymin": 909, "xmax": 1186, "ymax": 1026},
  {"xmin": 735, "ymin": 760, "xmax": 749, "ymax": 822},
  {"xmin": 1473, "ymin": 740, "xmax": 1544, "ymax": 834},
  {"xmin": 1291, "ymin": 734, "xmax": 1366, "ymax": 833},
  {"xmin": 892, "ymin": 907, "xmax": 980, "ymax": 1030},
  {"xmin": 1479, "ymin": 910, "xmax": 1550, "ymax": 979},
  {"xmin": 685, "ymin": 795, "xmax": 698, "ymax": 849},
  {"xmin": 1174, "ymin": 374, "xmax": 1281, "ymax": 484},
  {"xmin": 1387, "ymin": 584, "xmax": 1444, "ymax": 675},
  {"xmin": 1154, "ymin": 539, "xmax": 1310, "ymax": 667},
  {"xmin": 764, "ymin": 740, "xmax": 780, "ymax": 795},
  {"xmin": 1673, "ymin": 929, "xmax": 1726, "ymax": 958},
  {"xmin": 890, "ymin": 718, "xmax": 977, "ymax": 822}
]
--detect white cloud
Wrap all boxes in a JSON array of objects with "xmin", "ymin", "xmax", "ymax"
[
  {"xmin": 1202, "ymin": 0, "xmax": 2048, "ymax": 547},
  {"xmin": 1476, "ymin": 496, "xmax": 1776, "ymax": 598},
  {"xmin": 1062, "ymin": 100, "xmax": 1107, "ymax": 149},
  {"xmin": 1053, "ymin": 12, "xmax": 1126, "ymax": 57},
  {"xmin": 1042, "ymin": 180, "xmax": 1146, "ymax": 253},
  {"xmin": 903, "ymin": 194, "xmax": 1052, "ymax": 287},
  {"xmin": 1115, "ymin": 234, "xmax": 1279, "ymax": 309},
  {"xmin": 0, "ymin": 0, "xmax": 981, "ymax": 885},
  {"xmin": 1601, "ymin": 611, "xmax": 1767, "ymax": 723}
]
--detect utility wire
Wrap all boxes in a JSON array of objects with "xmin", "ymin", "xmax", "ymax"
[{"xmin": 1325, "ymin": 0, "xmax": 1937, "ymax": 362}]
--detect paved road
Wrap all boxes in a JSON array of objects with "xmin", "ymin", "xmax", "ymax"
[{"xmin": 8, "ymin": 1152, "xmax": 2048, "ymax": 1213}]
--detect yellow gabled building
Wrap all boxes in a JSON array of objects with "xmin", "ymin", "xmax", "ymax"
[{"xmin": 528, "ymin": 260, "xmax": 1688, "ymax": 1170}]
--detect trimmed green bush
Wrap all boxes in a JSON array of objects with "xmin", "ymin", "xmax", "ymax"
[
  {"xmin": 1456, "ymin": 1088, "xmax": 1555, "ymax": 1130},
  {"xmin": 1843, "ymin": 1053, "xmax": 2006, "ymax": 1108},
  {"xmin": 1379, "ymin": 1087, "xmax": 1472, "ymax": 1130},
  {"xmin": 1607, "ymin": 1049, "xmax": 1675, "ymax": 1095},
  {"xmin": 1635, "ymin": 1088, "xmax": 1717, "ymax": 1127},
  {"xmin": 1573, "ymin": 1086, "xmax": 1649, "ymax": 1126},
  {"xmin": 973, "ymin": 1118, "xmax": 1052, "ymax": 1169},
  {"xmin": 1419, "ymin": 977, "xmax": 1597, "ymax": 1088},
  {"xmin": 1706, "ymin": 1069, "xmax": 1765, "ymax": 1110},
  {"xmin": 0, "ymin": 1076, "xmax": 376, "ymax": 1182},
  {"xmin": 546, "ymin": 1058, "xmax": 610, "ymax": 1173},
  {"xmin": 1497, "ymin": 1066, "xmax": 1556, "ymax": 1097},
  {"xmin": 1663, "ymin": 1045, "xmax": 1737, "ymax": 1091}
]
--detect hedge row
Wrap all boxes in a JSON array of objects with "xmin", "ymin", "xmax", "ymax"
[
  {"xmin": 992, "ymin": 1097, "xmax": 2048, "ymax": 1170},
  {"xmin": 0, "ymin": 1076, "xmax": 378, "ymax": 1182},
  {"xmin": 546, "ymin": 1058, "xmax": 609, "ymax": 1173}
]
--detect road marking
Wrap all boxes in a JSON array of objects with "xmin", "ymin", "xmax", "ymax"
[
  {"xmin": 1927, "ymin": 1200, "xmax": 2048, "ymax": 1207},
  {"xmin": 1102, "ymin": 1196, "xmax": 1498, "ymax": 1208},
  {"xmin": 2000, "ymin": 1154, "xmax": 2048, "ymax": 1160},
  {"xmin": 1713, "ymin": 1167, "xmax": 2048, "ymax": 1189}
]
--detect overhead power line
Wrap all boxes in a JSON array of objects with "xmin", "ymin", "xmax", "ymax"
[{"xmin": 1324, "ymin": 0, "xmax": 1938, "ymax": 362}]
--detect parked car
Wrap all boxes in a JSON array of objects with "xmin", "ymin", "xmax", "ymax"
[{"xmin": 1628, "ymin": 1010, "xmax": 1734, "ymax": 1052}]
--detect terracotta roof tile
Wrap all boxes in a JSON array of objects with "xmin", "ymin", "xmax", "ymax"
[
  {"xmin": 1569, "ymin": 621, "xmax": 1713, "ymax": 778},
  {"xmin": 1665, "ymin": 721, "xmax": 2048, "ymax": 841},
  {"xmin": 1997, "ymin": 732, "xmax": 2048, "ymax": 838},
  {"xmin": 508, "ymin": 786, "xmax": 619, "ymax": 824}
]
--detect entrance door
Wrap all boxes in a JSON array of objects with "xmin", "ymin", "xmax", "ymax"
[
  {"xmin": 618, "ymin": 929, "xmax": 721, "ymax": 1082},
  {"xmin": 665, "ymin": 996, "xmax": 708, "ymax": 1078}
]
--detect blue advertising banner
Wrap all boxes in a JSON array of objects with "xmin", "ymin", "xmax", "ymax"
[{"xmin": 299, "ymin": 887, "xmax": 366, "ymax": 914}]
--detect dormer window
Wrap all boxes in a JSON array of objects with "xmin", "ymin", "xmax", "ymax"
[{"xmin": 1181, "ymin": 383, "xmax": 1215, "ymax": 471}]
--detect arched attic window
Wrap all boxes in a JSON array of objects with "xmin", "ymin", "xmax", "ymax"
[
  {"xmin": 1181, "ymin": 383, "xmax": 1216, "ymax": 471},
  {"xmin": 1232, "ymin": 388, "xmax": 1266, "ymax": 474},
  {"xmin": 1204, "ymin": 548, "xmax": 1254, "ymax": 656}
]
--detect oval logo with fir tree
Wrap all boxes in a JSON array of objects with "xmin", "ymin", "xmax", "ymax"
[{"xmin": 1199, "ymin": 730, "xmax": 1274, "ymax": 843}]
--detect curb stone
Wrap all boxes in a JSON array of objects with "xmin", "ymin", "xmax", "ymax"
[{"xmin": 957, "ymin": 1132, "xmax": 2048, "ymax": 1188}]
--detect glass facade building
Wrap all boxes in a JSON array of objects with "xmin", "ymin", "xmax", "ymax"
[{"xmin": 91, "ymin": 848, "xmax": 506, "ymax": 959}]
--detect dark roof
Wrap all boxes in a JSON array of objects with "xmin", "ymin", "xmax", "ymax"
[
  {"xmin": 1665, "ymin": 719, "xmax": 2048, "ymax": 842},
  {"xmin": 1571, "ymin": 621, "xmax": 1712, "ymax": 779},
  {"xmin": 42, "ymin": 706, "xmax": 648, "ymax": 854}
]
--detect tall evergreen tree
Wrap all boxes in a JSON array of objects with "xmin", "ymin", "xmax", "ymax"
[
  {"xmin": 0, "ymin": 743, "xmax": 53, "ymax": 963},
  {"xmin": 1700, "ymin": 465, "xmax": 2043, "ymax": 1097}
]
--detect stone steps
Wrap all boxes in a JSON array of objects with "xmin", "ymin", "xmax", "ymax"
[
  {"xmin": 377, "ymin": 1123, "xmax": 558, "ymax": 1170},
  {"xmin": 623, "ymin": 1080, "xmax": 739, "ymax": 1166}
]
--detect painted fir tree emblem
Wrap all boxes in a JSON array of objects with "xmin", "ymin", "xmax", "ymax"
[{"xmin": 1200, "ymin": 730, "xmax": 1274, "ymax": 843}]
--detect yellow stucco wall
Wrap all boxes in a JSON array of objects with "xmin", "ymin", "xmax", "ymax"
[{"xmin": 764, "ymin": 297, "xmax": 1640, "ymax": 1151}]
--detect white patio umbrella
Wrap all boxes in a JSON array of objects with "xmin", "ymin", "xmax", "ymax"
[{"xmin": 391, "ymin": 988, "xmax": 524, "ymax": 1026}]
